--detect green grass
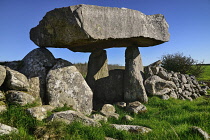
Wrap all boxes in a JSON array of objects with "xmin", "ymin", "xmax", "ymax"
[
  {"xmin": 197, "ymin": 65, "xmax": 210, "ymax": 81},
  {"xmin": 0, "ymin": 96, "xmax": 210, "ymax": 140}
]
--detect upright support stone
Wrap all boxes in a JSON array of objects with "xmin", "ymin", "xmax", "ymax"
[
  {"xmin": 86, "ymin": 50, "xmax": 109, "ymax": 91},
  {"xmin": 124, "ymin": 47, "xmax": 148, "ymax": 103}
]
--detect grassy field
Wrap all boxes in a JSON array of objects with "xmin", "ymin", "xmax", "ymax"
[
  {"xmin": 197, "ymin": 65, "xmax": 210, "ymax": 81},
  {"xmin": 0, "ymin": 95, "xmax": 209, "ymax": 140}
]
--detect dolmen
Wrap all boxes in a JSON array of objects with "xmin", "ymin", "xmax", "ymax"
[{"xmin": 29, "ymin": 4, "xmax": 170, "ymax": 109}]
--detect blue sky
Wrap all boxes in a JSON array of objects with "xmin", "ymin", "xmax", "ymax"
[{"xmin": 0, "ymin": 0, "xmax": 210, "ymax": 66}]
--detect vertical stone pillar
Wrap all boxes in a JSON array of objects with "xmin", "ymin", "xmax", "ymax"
[
  {"xmin": 124, "ymin": 46, "xmax": 148, "ymax": 103},
  {"xmin": 86, "ymin": 50, "xmax": 109, "ymax": 91}
]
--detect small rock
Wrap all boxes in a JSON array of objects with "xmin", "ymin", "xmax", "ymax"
[
  {"xmin": 191, "ymin": 126, "xmax": 210, "ymax": 140},
  {"xmin": 100, "ymin": 104, "xmax": 119, "ymax": 120},
  {"xmin": 6, "ymin": 90, "xmax": 35, "ymax": 106},
  {"xmin": 89, "ymin": 114, "xmax": 108, "ymax": 123},
  {"xmin": 0, "ymin": 123, "xmax": 18, "ymax": 136},
  {"xmin": 105, "ymin": 137, "xmax": 118, "ymax": 140},
  {"xmin": 110, "ymin": 124, "xmax": 152, "ymax": 134},
  {"xmin": 161, "ymin": 94, "xmax": 170, "ymax": 100},
  {"xmin": 47, "ymin": 110, "xmax": 100, "ymax": 127},
  {"xmin": 101, "ymin": 104, "xmax": 116, "ymax": 114},
  {"xmin": 26, "ymin": 105, "xmax": 55, "ymax": 120},
  {"xmin": 122, "ymin": 115, "xmax": 134, "ymax": 121},
  {"xmin": 126, "ymin": 101, "xmax": 147, "ymax": 114}
]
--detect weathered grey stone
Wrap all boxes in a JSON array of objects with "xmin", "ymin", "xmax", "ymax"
[
  {"xmin": 181, "ymin": 74, "xmax": 187, "ymax": 84},
  {"xmin": 46, "ymin": 59, "xmax": 93, "ymax": 115},
  {"xmin": 100, "ymin": 104, "xmax": 119, "ymax": 119},
  {"xmin": 26, "ymin": 105, "xmax": 55, "ymax": 120},
  {"xmin": 122, "ymin": 115, "xmax": 134, "ymax": 121},
  {"xmin": 19, "ymin": 48, "xmax": 55, "ymax": 103},
  {"xmin": 110, "ymin": 124, "xmax": 152, "ymax": 134},
  {"xmin": 100, "ymin": 104, "xmax": 116, "ymax": 114},
  {"xmin": 6, "ymin": 90, "xmax": 35, "ymax": 106},
  {"xmin": 89, "ymin": 114, "xmax": 108, "ymax": 123},
  {"xmin": 47, "ymin": 110, "xmax": 100, "ymax": 127},
  {"xmin": 169, "ymin": 90, "xmax": 178, "ymax": 99},
  {"xmin": 126, "ymin": 101, "xmax": 147, "ymax": 114},
  {"xmin": 5, "ymin": 67, "xmax": 29, "ymax": 91},
  {"xmin": 0, "ymin": 123, "xmax": 18, "ymax": 136},
  {"xmin": 28, "ymin": 77, "xmax": 42, "ymax": 105},
  {"xmin": 3, "ymin": 61, "xmax": 22, "ymax": 71},
  {"xmin": 86, "ymin": 50, "xmax": 109, "ymax": 91},
  {"xmin": 105, "ymin": 137, "xmax": 118, "ymax": 140},
  {"xmin": 144, "ymin": 75, "xmax": 176, "ymax": 96},
  {"xmin": 161, "ymin": 94, "xmax": 170, "ymax": 100},
  {"xmin": 30, "ymin": 4, "xmax": 169, "ymax": 52},
  {"xmin": 191, "ymin": 126, "xmax": 210, "ymax": 140},
  {"xmin": 0, "ymin": 65, "xmax": 6, "ymax": 86},
  {"xmin": 94, "ymin": 69, "xmax": 124, "ymax": 105},
  {"xmin": 158, "ymin": 68, "xmax": 171, "ymax": 80},
  {"xmin": 124, "ymin": 47, "xmax": 148, "ymax": 103}
]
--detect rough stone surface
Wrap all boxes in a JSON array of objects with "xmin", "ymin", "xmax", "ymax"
[
  {"xmin": 30, "ymin": 4, "xmax": 169, "ymax": 52},
  {"xmin": 86, "ymin": 50, "xmax": 109, "ymax": 91},
  {"xmin": 5, "ymin": 67, "xmax": 29, "ymax": 91},
  {"xmin": 28, "ymin": 77, "xmax": 42, "ymax": 104},
  {"xmin": 100, "ymin": 104, "xmax": 116, "ymax": 114},
  {"xmin": 0, "ymin": 65, "xmax": 6, "ymax": 86},
  {"xmin": 105, "ymin": 137, "xmax": 118, "ymax": 140},
  {"xmin": 26, "ymin": 105, "xmax": 55, "ymax": 120},
  {"xmin": 124, "ymin": 47, "xmax": 148, "ymax": 103},
  {"xmin": 47, "ymin": 110, "xmax": 100, "ymax": 127},
  {"xmin": 126, "ymin": 101, "xmax": 147, "ymax": 114},
  {"xmin": 0, "ymin": 123, "xmax": 18, "ymax": 136},
  {"xmin": 144, "ymin": 61, "xmax": 206, "ymax": 101},
  {"xmin": 46, "ymin": 59, "xmax": 93, "ymax": 115},
  {"xmin": 191, "ymin": 126, "xmax": 210, "ymax": 140},
  {"xmin": 94, "ymin": 69, "xmax": 124, "ymax": 106},
  {"xmin": 6, "ymin": 90, "xmax": 35, "ymax": 106},
  {"xmin": 144, "ymin": 75, "xmax": 176, "ymax": 95},
  {"xmin": 19, "ymin": 48, "xmax": 55, "ymax": 104},
  {"xmin": 89, "ymin": 114, "xmax": 108, "ymax": 123},
  {"xmin": 100, "ymin": 104, "xmax": 119, "ymax": 119},
  {"xmin": 110, "ymin": 124, "xmax": 152, "ymax": 134}
]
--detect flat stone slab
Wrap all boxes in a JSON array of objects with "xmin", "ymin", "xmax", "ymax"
[{"xmin": 30, "ymin": 4, "xmax": 169, "ymax": 52}]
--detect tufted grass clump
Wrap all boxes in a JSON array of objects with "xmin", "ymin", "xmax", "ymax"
[{"xmin": 0, "ymin": 96, "xmax": 210, "ymax": 140}]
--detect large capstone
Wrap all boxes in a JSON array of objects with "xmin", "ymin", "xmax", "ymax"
[
  {"xmin": 124, "ymin": 47, "xmax": 148, "ymax": 103},
  {"xmin": 46, "ymin": 59, "xmax": 93, "ymax": 115},
  {"xmin": 0, "ymin": 66, "xmax": 6, "ymax": 87},
  {"xmin": 30, "ymin": 4, "xmax": 169, "ymax": 52}
]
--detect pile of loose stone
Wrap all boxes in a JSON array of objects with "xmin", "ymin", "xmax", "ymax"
[{"xmin": 144, "ymin": 60, "xmax": 208, "ymax": 101}]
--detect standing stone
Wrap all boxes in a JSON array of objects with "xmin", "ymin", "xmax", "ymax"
[
  {"xmin": 0, "ymin": 66, "xmax": 6, "ymax": 86},
  {"xmin": 19, "ymin": 48, "xmax": 55, "ymax": 104},
  {"xmin": 124, "ymin": 47, "xmax": 148, "ymax": 103},
  {"xmin": 46, "ymin": 59, "xmax": 93, "ymax": 115},
  {"xmin": 86, "ymin": 50, "xmax": 109, "ymax": 91}
]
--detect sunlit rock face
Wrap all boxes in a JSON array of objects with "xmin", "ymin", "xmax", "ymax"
[{"xmin": 30, "ymin": 4, "xmax": 170, "ymax": 52}]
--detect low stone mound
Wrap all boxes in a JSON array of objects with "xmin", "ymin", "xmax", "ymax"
[{"xmin": 144, "ymin": 60, "xmax": 207, "ymax": 100}]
